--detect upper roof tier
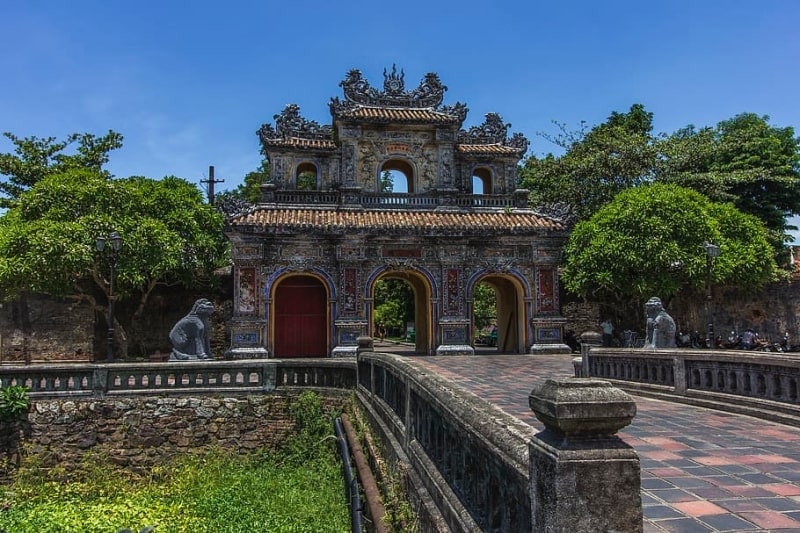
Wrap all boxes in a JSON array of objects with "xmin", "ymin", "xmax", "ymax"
[{"xmin": 257, "ymin": 65, "xmax": 529, "ymax": 156}]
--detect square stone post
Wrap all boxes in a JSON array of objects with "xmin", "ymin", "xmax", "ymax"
[{"xmin": 528, "ymin": 378, "xmax": 642, "ymax": 532}]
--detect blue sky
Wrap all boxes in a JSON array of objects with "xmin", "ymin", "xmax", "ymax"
[{"xmin": 2, "ymin": 1, "xmax": 799, "ymax": 236}]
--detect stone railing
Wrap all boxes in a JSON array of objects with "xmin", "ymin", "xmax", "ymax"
[
  {"xmin": 357, "ymin": 352, "xmax": 642, "ymax": 532},
  {"xmin": 265, "ymin": 189, "xmax": 523, "ymax": 210},
  {"xmin": 580, "ymin": 345, "xmax": 800, "ymax": 424},
  {"xmin": 0, "ymin": 359, "xmax": 356, "ymax": 399}
]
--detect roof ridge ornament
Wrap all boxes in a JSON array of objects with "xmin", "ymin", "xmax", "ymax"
[
  {"xmin": 257, "ymin": 104, "xmax": 333, "ymax": 144},
  {"xmin": 383, "ymin": 64, "xmax": 405, "ymax": 94},
  {"xmin": 458, "ymin": 112, "xmax": 530, "ymax": 153},
  {"xmin": 331, "ymin": 66, "xmax": 450, "ymax": 111}
]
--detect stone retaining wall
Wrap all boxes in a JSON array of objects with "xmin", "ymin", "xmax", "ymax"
[{"xmin": 3, "ymin": 392, "xmax": 347, "ymax": 470}]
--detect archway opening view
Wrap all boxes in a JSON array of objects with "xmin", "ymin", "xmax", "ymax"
[
  {"xmin": 473, "ymin": 281, "xmax": 498, "ymax": 352},
  {"xmin": 472, "ymin": 276, "xmax": 525, "ymax": 354},
  {"xmin": 372, "ymin": 273, "xmax": 429, "ymax": 354},
  {"xmin": 379, "ymin": 161, "xmax": 413, "ymax": 193}
]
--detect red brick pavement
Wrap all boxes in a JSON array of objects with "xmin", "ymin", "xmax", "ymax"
[{"xmin": 406, "ymin": 353, "xmax": 800, "ymax": 532}]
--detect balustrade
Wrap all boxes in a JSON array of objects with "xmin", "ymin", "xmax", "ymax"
[
  {"xmin": 584, "ymin": 348, "xmax": 800, "ymax": 409},
  {"xmin": 359, "ymin": 352, "xmax": 530, "ymax": 532},
  {"xmin": 0, "ymin": 359, "xmax": 355, "ymax": 398},
  {"xmin": 268, "ymin": 189, "xmax": 519, "ymax": 210}
]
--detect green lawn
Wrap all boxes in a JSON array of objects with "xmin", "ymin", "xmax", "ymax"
[{"xmin": 0, "ymin": 393, "xmax": 350, "ymax": 533}]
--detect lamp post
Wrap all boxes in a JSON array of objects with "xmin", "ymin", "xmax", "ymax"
[
  {"xmin": 96, "ymin": 231, "xmax": 123, "ymax": 362},
  {"xmin": 704, "ymin": 242, "xmax": 720, "ymax": 349}
]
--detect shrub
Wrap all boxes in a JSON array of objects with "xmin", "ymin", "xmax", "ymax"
[{"xmin": 0, "ymin": 386, "xmax": 29, "ymax": 422}]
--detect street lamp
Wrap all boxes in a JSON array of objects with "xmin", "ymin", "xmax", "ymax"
[
  {"xmin": 704, "ymin": 241, "xmax": 720, "ymax": 349},
  {"xmin": 96, "ymin": 231, "xmax": 123, "ymax": 362}
]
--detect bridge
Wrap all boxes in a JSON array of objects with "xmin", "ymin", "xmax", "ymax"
[
  {"xmin": 3, "ymin": 345, "xmax": 800, "ymax": 532},
  {"xmin": 412, "ymin": 353, "xmax": 800, "ymax": 532}
]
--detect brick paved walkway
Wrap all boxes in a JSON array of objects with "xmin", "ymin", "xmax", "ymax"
[{"xmin": 407, "ymin": 353, "xmax": 800, "ymax": 532}]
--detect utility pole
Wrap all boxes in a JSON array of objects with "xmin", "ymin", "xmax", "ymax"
[{"xmin": 201, "ymin": 165, "xmax": 225, "ymax": 204}]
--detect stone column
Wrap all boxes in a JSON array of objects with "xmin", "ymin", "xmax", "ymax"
[
  {"xmin": 528, "ymin": 378, "xmax": 642, "ymax": 532},
  {"xmin": 580, "ymin": 330, "xmax": 602, "ymax": 378}
]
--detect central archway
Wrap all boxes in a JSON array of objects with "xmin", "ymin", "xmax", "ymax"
[{"xmin": 369, "ymin": 269, "xmax": 433, "ymax": 355}]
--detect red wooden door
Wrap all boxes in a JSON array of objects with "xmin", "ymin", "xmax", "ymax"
[{"xmin": 273, "ymin": 276, "xmax": 327, "ymax": 357}]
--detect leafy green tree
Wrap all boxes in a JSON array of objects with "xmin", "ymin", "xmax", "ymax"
[
  {"xmin": 296, "ymin": 171, "xmax": 317, "ymax": 191},
  {"xmin": 0, "ymin": 169, "xmax": 227, "ymax": 355},
  {"xmin": 472, "ymin": 282, "xmax": 497, "ymax": 331},
  {"xmin": 373, "ymin": 278, "xmax": 414, "ymax": 335},
  {"xmin": 655, "ymin": 113, "xmax": 800, "ymax": 249},
  {"xmin": 521, "ymin": 104, "xmax": 657, "ymax": 219},
  {"xmin": 0, "ymin": 130, "xmax": 123, "ymax": 208},
  {"xmin": 215, "ymin": 160, "xmax": 270, "ymax": 217},
  {"xmin": 380, "ymin": 170, "xmax": 393, "ymax": 192},
  {"xmin": 561, "ymin": 183, "xmax": 778, "ymax": 309}
]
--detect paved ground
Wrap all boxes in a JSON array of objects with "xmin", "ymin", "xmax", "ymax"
[{"xmin": 375, "ymin": 344, "xmax": 800, "ymax": 532}]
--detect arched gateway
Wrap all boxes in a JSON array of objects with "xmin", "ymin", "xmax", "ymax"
[{"xmin": 225, "ymin": 66, "xmax": 571, "ymax": 357}]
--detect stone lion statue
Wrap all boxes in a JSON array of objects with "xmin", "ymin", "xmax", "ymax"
[
  {"xmin": 169, "ymin": 298, "xmax": 215, "ymax": 361},
  {"xmin": 644, "ymin": 297, "xmax": 676, "ymax": 349}
]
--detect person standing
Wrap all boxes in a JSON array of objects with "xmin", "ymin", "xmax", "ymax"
[{"xmin": 600, "ymin": 318, "xmax": 614, "ymax": 347}]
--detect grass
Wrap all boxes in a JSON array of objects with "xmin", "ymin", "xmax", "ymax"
[{"xmin": 0, "ymin": 392, "xmax": 350, "ymax": 533}]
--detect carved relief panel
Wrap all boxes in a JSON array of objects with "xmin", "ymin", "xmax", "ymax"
[{"xmin": 535, "ymin": 267, "xmax": 559, "ymax": 315}]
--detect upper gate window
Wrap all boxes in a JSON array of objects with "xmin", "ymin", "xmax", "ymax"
[
  {"xmin": 295, "ymin": 162, "xmax": 318, "ymax": 190},
  {"xmin": 379, "ymin": 159, "xmax": 414, "ymax": 193},
  {"xmin": 472, "ymin": 167, "xmax": 493, "ymax": 195}
]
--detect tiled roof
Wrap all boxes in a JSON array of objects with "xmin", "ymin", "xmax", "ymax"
[
  {"xmin": 336, "ymin": 106, "xmax": 459, "ymax": 124},
  {"xmin": 457, "ymin": 144, "xmax": 523, "ymax": 155},
  {"xmin": 261, "ymin": 137, "xmax": 337, "ymax": 150},
  {"xmin": 228, "ymin": 207, "xmax": 565, "ymax": 235}
]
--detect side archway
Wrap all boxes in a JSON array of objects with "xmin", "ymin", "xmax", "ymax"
[{"xmin": 468, "ymin": 271, "xmax": 529, "ymax": 353}]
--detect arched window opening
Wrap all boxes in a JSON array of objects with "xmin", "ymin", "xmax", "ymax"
[
  {"xmin": 295, "ymin": 162, "xmax": 318, "ymax": 190},
  {"xmin": 472, "ymin": 167, "xmax": 493, "ymax": 195},
  {"xmin": 379, "ymin": 159, "xmax": 414, "ymax": 193}
]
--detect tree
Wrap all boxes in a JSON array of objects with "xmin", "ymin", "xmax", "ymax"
[
  {"xmin": 561, "ymin": 183, "xmax": 778, "ymax": 309},
  {"xmin": 0, "ymin": 130, "xmax": 123, "ymax": 208},
  {"xmin": 521, "ymin": 104, "xmax": 657, "ymax": 220},
  {"xmin": 296, "ymin": 171, "xmax": 317, "ymax": 191},
  {"xmin": 656, "ymin": 113, "xmax": 800, "ymax": 250},
  {"xmin": 380, "ymin": 170, "xmax": 393, "ymax": 192},
  {"xmin": 215, "ymin": 160, "xmax": 270, "ymax": 217},
  {"xmin": 472, "ymin": 282, "xmax": 497, "ymax": 331},
  {"xmin": 373, "ymin": 278, "xmax": 414, "ymax": 335},
  {"xmin": 0, "ymin": 169, "xmax": 227, "ymax": 356}
]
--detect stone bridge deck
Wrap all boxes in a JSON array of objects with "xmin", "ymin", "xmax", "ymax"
[{"xmin": 410, "ymin": 352, "xmax": 800, "ymax": 532}]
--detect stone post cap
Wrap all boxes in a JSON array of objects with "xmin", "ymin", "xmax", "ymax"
[
  {"xmin": 580, "ymin": 330, "xmax": 602, "ymax": 346},
  {"xmin": 529, "ymin": 378, "xmax": 636, "ymax": 436},
  {"xmin": 356, "ymin": 336, "xmax": 374, "ymax": 354}
]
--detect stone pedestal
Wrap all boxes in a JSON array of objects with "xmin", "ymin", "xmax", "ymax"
[
  {"xmin": 528, "ymin": 378, "xmax": 642, "ymax": 533},
  {"xmin": 225, "ymin": 347, "xmax": 270, "ymax": 359},
  {"xmin": 331, "ymin": 345, "xmax": 357, "ymax": 357},
  {"xmin": 434, "ymin": 344, "xmax": 475, "ymax": 356},
  {"xmin": 530, "ymin": 317, "xmax": 572, "ymax": 354}
]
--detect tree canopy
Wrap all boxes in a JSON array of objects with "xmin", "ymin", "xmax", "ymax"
[
  {"xmin": 561, "ymin": 183, "xmax": 778, "ymax": 306},
  {"xmin": 0, "ymin": 169, "xmax": 227, "ymax": 319},
  {"xmin": 522, "ymin": 108, "xmax": 800, "ymax": 253},
  {"xmin": 0, "ymin": 131, "xmax": 123, "ymax": 208},
  {"xmin": 655, "ymin": 113, "xmax": 800, "ymax": 248},
  {"xmin": 521, "ymin": 104, "xmax": 657, "ymax": 220}
]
